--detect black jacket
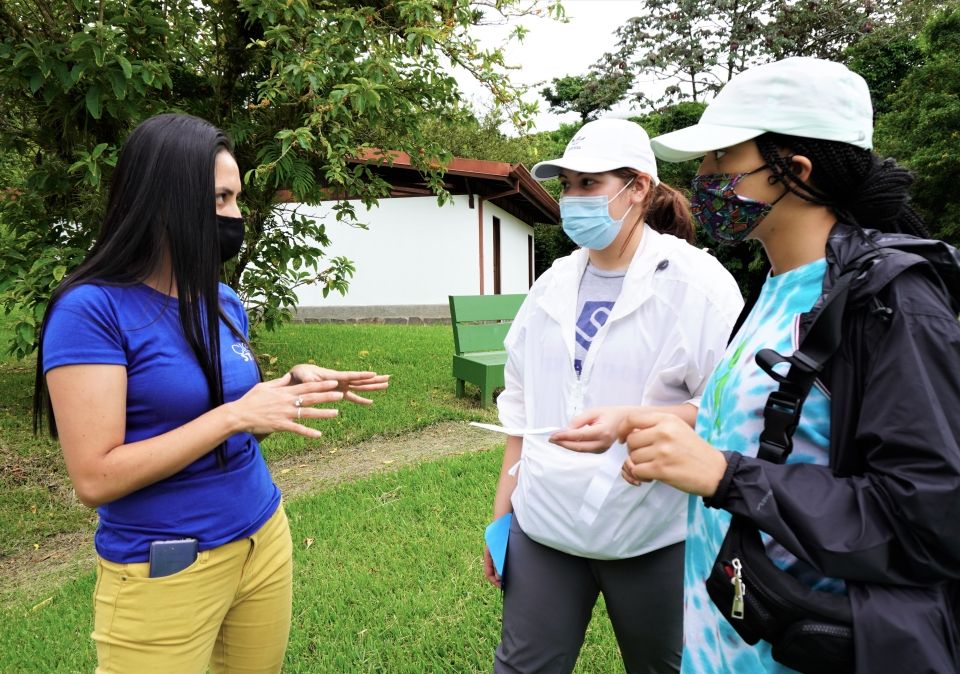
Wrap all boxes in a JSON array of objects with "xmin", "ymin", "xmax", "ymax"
[{"xmin": 708, "ymin": 224, "xmax": 960, "ymax": 673}]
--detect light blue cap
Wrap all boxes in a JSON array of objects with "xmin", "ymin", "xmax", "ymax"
[{"xmin": 651, "ymin": 57, "xmax": 873, "ymax": 163}]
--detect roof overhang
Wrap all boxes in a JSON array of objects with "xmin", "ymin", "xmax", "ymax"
[{"xmin": 350, "ymin": 149, "xmax": 560, "ymax": 225}]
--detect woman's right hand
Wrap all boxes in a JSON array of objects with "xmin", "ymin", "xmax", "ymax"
[
  {"xmin": 549, "ymin": 406, "xmax": 631, "ymax": 453},
  {"xmin": 228, "ymin": 373, "xmax": 344, "ymax": 439},
  {"xmin": 483, "ymin": 545, "xmax": 502, "ymax": 589}
]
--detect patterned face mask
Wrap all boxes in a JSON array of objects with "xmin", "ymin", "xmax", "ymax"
[{"xmin": 691, "ymin": 167, "xmax": 784, "ymax": 245}]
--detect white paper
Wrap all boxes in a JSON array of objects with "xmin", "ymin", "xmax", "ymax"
[{"xmin": 469, "ymin": 422, "xmax": 563, "ymax": 436}]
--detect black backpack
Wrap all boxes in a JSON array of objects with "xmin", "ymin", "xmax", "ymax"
[{"xmin": 707, "ymin": 236, "xmax": 960, "ymax": 673}]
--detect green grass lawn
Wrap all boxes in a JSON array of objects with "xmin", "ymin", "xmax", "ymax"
[
  {"xmin": 0, "ymin": 322, "xmax": 497, "ymax": 560},
  {"xmin": 0, "ymin": 449, "xmax": 621, "ymax": 673},
  {"xmin": 253, "ymin": 323, "xmax": 498, "ymax": 462}
]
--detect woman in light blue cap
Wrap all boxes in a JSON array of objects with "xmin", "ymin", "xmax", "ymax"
[
  {"xmin": 485, "ymin": 117, "xmax": 742, "ymax": 673},
  {"xmin": 611, "ymin": 57, "xmax": 960, "ymax": 674}
]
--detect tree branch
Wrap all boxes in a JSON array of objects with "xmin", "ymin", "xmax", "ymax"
[
  {"xmin": 32, "ymin": 0, "xmax": 57, "ymax": 35},
  {"xmin": 0, "ymin": 3, "xmax": 27, "ymax": 39}
]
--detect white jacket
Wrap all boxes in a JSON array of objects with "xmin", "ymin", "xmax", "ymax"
[{"xmin": 498, "ymin": 226, "xmax": 744, "ymax": 559}]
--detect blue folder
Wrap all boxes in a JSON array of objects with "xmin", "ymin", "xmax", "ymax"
[{"xmin": 484, "ymin": 512, "xmax": 512, "ymax": 578}]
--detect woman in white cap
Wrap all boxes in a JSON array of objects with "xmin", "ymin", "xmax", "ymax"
[
  {"xmin": 612, "ymin": 57, "xmax": 960, "ymax": 673},
  {"xmin": 485, "ymin": 117, "xmax": 743, "ymax": 673}
]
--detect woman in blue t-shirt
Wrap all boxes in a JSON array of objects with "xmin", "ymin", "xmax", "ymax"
[{"xmin": 34, "ymin": 113, "xmax": 389, "ymax": 673}]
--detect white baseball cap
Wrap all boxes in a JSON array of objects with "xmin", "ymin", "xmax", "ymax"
[
  {"xmin": 651, "ymin": 57, "xmax": 873, "ymax": 163},
  {"xmin": 532, "ymin": 118, "xmax": 660, "ymax": 185}
]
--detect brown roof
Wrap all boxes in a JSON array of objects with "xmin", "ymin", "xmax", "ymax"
[{"xmin": 350, "ymin": 149, "xmax": 560, "ymax": 225}]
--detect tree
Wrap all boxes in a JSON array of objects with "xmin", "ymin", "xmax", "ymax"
[
  {"xmin": 845, "ymin": 28, "xmax": 924, "ymax": 115},
  {"xmin": 874, "ymin": 3, "xmax": 960, "ymax": 246},
  {"xmin": 540, "ymin": 71, "xmax": 632, "ymax": 122},
  {"xmin": 592, "ymin": 0, "xmax": 903, "ymax": 112},
  {"xmin": 0, "ymin": 0, "xmax": 562, "ymax": 357},
  {"xmin": 764, "ymin": 1, "xmax": 893, "ymax": 60}
]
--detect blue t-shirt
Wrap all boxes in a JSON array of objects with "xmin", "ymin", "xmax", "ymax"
[
  {"xmin": 683, "ymin": 258, "xmax": 840, "ymax": 674},
  {"xmin": 42, "ymin": 282, "xmax": 280, "ymax": 563}
]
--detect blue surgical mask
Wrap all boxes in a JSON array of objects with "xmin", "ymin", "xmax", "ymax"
[{"xmin": 559, "ymin": 179, "xmax": 635, "ymax": 250}]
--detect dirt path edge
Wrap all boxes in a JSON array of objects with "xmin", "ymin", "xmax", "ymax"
[{"xmin": 0, "ymin": 421, "xmax": 500, "ymax": 608}]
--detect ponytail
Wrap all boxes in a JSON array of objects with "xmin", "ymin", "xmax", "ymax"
[
  {"xmin": 613, "ymin": 168, "xmax": 696, "ymax": 244},
  {"xmin": 646, "ymin": 182, "xmax": 696, "ymax": 243},
  {"xmin": 755, "ymin": 133, "xmax": 930, "ymax": 238}
]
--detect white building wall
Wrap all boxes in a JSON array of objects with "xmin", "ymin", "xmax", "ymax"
[
  {"xmin": 483, "ymin": 200, "xmax": 534, "ymax": 295},
  {"xmin": 286, "ymin": 195, "xmax": 533, "ymax": 308}
]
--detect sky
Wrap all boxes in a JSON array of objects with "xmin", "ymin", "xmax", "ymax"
[{"xmin": 456, "ymin": 0, "xmax": 649, "ymax": 133}]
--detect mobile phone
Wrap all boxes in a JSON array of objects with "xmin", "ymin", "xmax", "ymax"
[{"xmin": 148, "ymin": 538, "xmax": 199, "ymax": 578}]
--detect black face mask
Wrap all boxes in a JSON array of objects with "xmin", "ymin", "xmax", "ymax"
[{"xmin": 217, "ymin": 214, "xmax": 244, "ymax": 262}]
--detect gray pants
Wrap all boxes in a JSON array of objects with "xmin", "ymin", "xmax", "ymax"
[{"xmin": 494, "ymin": 518, "xmax": 683, "ymax": 674}]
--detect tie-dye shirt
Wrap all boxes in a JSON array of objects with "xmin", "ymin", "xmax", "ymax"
[{"xmin": 682, "ymin": 258, "xmax": 839, "ymax": 674}]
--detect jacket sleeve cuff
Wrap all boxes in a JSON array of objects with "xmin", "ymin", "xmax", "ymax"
[{"xmin": 703, "ymin": 451, "xmax": 741, "ymax": 509}]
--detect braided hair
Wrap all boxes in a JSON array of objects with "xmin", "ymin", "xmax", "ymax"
[{"xmin": 754, "ymin": 132, "xmax": 930, "ymax": 238}]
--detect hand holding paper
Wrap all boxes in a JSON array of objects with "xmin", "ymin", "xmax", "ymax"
[{"xmin": 484, "ymin": 512, "xmax": 512, "ymax": 589}]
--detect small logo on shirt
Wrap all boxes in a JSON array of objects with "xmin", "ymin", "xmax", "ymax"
[
  {"xmin": 231, "ymin": 343, "xmax": 252, "ymax": 362},
  {"xmin": 574, "ymin": 301, "xmax": 615, "ymax": 375},
  {"xmin": 576, "ymin": 301, "xmax": 614, "ymax": 349}
]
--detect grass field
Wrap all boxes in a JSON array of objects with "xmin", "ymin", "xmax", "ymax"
[{"xmin": 0, "ymin": 449, "xmax": 622, "ymax": 673}]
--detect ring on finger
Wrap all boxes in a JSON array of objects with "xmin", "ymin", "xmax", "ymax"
[
  {"xmin": 297, "ymin": 407, "xmax": 302, "ymax": 420},
  {"xmin": 294, "ymin": 396, "xmax": 303, "ymax": 408}
]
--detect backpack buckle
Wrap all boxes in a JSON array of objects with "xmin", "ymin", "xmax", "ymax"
[{"xmin": 758, "ymin": 390, "xmax": 803, "ymax": 464}]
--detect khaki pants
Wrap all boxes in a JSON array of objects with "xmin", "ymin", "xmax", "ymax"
[{"xmin": 92, "ymin": 505, "xmax": 293, "ymax": 674}]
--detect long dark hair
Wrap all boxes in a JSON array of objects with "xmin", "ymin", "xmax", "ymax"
[
  {"xmin": 613, "ymin": 168, "xmax": 695, "ymax": 244},
  {"xmin": 33, "ymin": 113, "xmax": 248, "ymax": 466},
  {"xmin": 754, "ymin": 132, "xmax": 930, "ymax": 238}
]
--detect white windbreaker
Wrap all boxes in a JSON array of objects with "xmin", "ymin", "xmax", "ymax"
[{"xmin": 498, "ymin": 226, "xmax": 744, "ymax": 560}]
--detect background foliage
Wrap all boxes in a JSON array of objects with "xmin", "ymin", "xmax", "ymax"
[
  {"xmin": 1, "ymin": 0, "xmax": 957, "ymax": 340},
  {"xmin": 525, "ymin": 0, "xmax": 958, "ymax": 285},
  {"xmin": 0, "ymin": 0, "xmax": 561, "ymax": 357}
]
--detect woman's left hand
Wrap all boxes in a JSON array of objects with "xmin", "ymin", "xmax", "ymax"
[
  {"xmin": 616, "ymin": 411, "xmax": 727, "ymax": 497},
  {"xmin": 288, "ymin": 364, "xmax": 390, "ymax": 405}
]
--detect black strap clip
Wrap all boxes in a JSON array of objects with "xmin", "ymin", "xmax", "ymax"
[{"xmin": 755, "ymin": 348, "xmax": 820, "ymax": 464}]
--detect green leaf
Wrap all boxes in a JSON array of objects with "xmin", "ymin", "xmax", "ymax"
[
  {"xmin": 90, "ymin": 143, "xmax": 108, "ymax": 160},
  {"xmin": 70, "ymin": 63, "xmax": 85, "ymax": 83},
  {"xmin": 108, "ymin": 70, "xmax": 126, "ymax": 99},
  {"xmin": 115, "ymin": 54, "xmax": 133, "ymax": 79},
  {"xmin": 12, "ymin": 48, "xmax": 33, "ymax": 67},
  {"xmin": 68, "ymin": 31, "xmax": 92, "ymax": 51},
  {"xmin": 15, "ymin": 321, "xmax": 35, "ymax": 347},
  {"xmin": 85, "ymin": 86, "xmax": 102, "ymax": 119},
  {"xmin": 54, "ymin": 62, "xmax": 72, "ymax": 90},
  {"xmin": 52, "ymin": 265, "xmax": 67, "ymax": 281}
]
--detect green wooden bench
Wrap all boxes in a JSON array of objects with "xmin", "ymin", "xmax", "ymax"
[{"xmin": 448, "ymin": 293, "xmax": 526, "ymax": 408}]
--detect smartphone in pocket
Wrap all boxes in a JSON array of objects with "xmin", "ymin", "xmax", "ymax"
[{"xmin": 148, "ymin": 538, "xmax": 199, "ymax": 578}]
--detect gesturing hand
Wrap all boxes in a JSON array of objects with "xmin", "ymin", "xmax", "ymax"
[
  {"xmin": 230, "ymin": 373, "xmax": 344, "ymax": 439},
  {"xmin": 616, "ymin": 412, "xmax": 728, "ymax": 497},
  {"xmin": 288, "ymin": 364, "xmax": 390, "ymax": 405}
]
